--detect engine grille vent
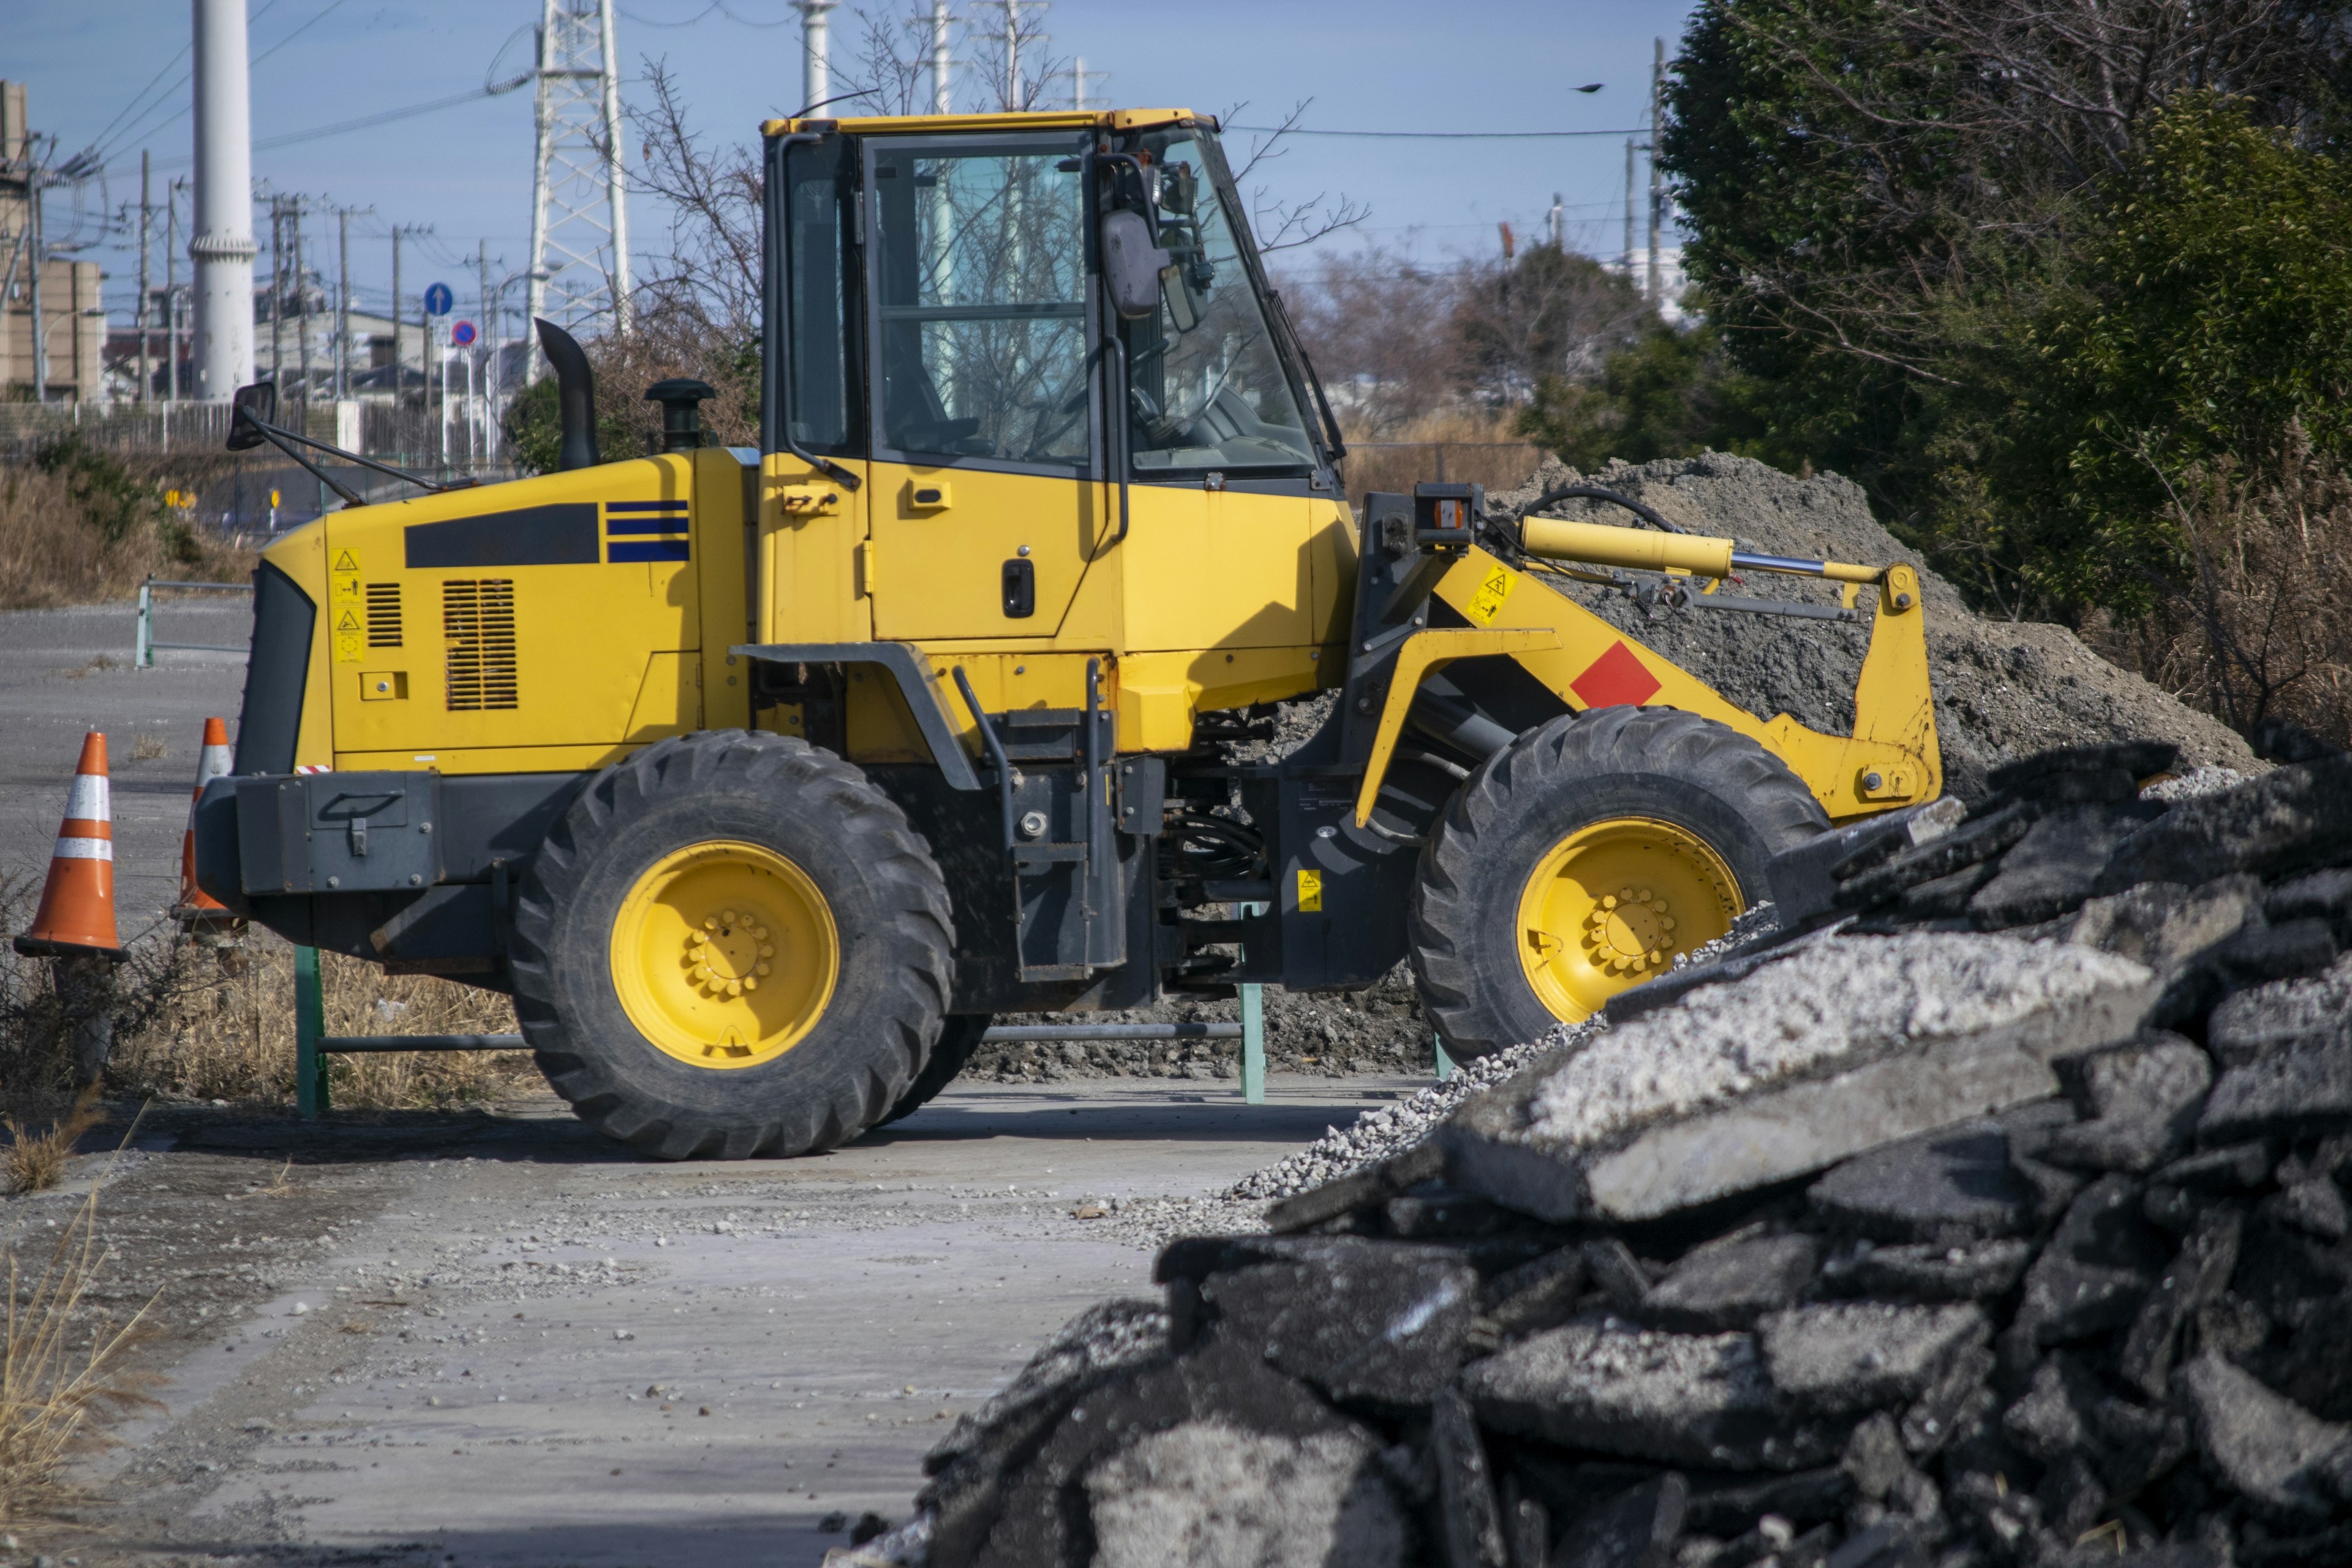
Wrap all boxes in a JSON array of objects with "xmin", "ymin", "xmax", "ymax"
[
  {"xmin": 442, "ymin": 579, "xmax": 518, "ymax": 711},
  {"xmin": 365, "ymin": 582, "xmax": 402, "ymax": 647}
]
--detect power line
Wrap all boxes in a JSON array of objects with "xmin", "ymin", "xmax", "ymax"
[{"xmin": 1228, "ymin": 124, "xmax": 1646, "ymax": 140}]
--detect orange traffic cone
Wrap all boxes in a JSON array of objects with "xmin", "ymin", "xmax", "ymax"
[
  {"xmin": 14, "ymin": 732, "xmax": 127, "ymax": 961},
  {"xmin": 173, "ymin": 717, "xmax": 236, "ymax": 922}
]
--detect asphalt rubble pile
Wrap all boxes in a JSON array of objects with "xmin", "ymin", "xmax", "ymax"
[{"xmin": 839, "ymin": 737, "xmax": 2352, "ymax": 1568}]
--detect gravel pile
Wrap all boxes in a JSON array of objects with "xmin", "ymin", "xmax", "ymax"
[
  {"xmin": 842, "ymin": 737, "xmax": 2352, "ymax": 1568},
  {"xmin": 1492, "ymin": 453, "xmax": 2260, "ymax": 802}
]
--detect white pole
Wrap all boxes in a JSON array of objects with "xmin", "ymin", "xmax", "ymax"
[
  {"xmin": 796, "ymin": 1, "xmax": 839, "ymax": 114},
  {"xmin": 524, "ymin": 0, "xmax": 559, "ymax": 380},
  {"xmin": 190, "ymin": 0, "xmax": 256, "ymax": 401},
  {"xmin": 929, "ymin": 1, "xmax": 953, "ymax": 115},
  {"xmin": 597, "ymin": 0, "xmax": 631, "ymax": 331}
]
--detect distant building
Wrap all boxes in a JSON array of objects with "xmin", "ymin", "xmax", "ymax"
[{"xmin": 0, "ymin": 81, "xmax": 105, "ymax": 403}]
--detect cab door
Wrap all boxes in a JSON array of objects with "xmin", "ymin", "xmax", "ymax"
[{"xmin": 862, "ymin": 132, "xmax": 1104, "ymax": 641}]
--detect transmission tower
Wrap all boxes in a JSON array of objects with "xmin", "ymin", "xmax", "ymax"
[{"xmin": 526, "ymin": 0, "xmax": 631, "ymax": 379}]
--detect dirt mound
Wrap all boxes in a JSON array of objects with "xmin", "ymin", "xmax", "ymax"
[{"xmin": 1491, "ymin": 452, "xmax": 2256, "ymax": 800}]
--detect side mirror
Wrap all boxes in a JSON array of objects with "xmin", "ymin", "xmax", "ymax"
[
  {"xmin": 1100, "ymin": 210, "xmax": 1170, "ymax": 322},
  {"xmin": 226, "ymin": 381, "xmax": 277, "ymax": 451}
]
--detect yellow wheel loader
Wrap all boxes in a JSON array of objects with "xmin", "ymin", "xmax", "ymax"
[{"xmin": 195, "ymin": 107, "xmax": 1940, "ymax": 1159}]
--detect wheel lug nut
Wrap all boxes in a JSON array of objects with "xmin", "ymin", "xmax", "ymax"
[
  {"xmin": 743, "ymin": 977, "xmax": 759, "ymax": 992},
  {"xmin": 754, "ymin": 925, "xmax": 770, "ymax": 940},
  {"xmin": 760, "ymin": 944, "xmax": 775, "ymax": 958},
  {"xmin": 1600, "ymin": 895, "xmax": 1618, "ymax": 910},
  {"xmin": 726, "ymin": 980, "xmax": 743, "ymax": 997}
]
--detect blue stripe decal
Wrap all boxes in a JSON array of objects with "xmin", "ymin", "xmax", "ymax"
[
  {"xmin": 606, "ymin": 500, "xmax": 690, "ymax": 513},
  {"xmin": 608, "ymin": 540, "xmax": 692, "ymax": 564},
  {"xmin": 606, "ymin": 518, "xmax": 692, "ymax": 536}
]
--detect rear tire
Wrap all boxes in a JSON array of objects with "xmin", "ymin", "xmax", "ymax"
[
  {"xmin": 880, "ymin": 1012, "xmax": 992, "ymax": 1125},
  {"xmin": 1409, "ymin": 707, "xmax": 1826, "ymax": 1057},
  {"xmin": 510, "ymin": 731, "xmax": 954, "ymax": 1159}
]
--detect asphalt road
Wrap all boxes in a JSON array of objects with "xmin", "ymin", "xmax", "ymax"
[
  {"xmin": 0, "ymin": 596, "xmax": 249, "ymax": 933},
  {"xmin": 20, "ymin": 1076, "xmax": 1408, "ymax": 1566}
]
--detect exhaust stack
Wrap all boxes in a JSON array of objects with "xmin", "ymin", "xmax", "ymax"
[{"xmin": 535, "ymin": 318, "xmax": 600, "ymax": 471}]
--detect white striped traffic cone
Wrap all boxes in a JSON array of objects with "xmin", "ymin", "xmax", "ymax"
[
  {"xmin": 174, "ymin": 716, "xmax": 236, "ymax": 922},
  {"xmin": 14, "ymin": 731, "xmax": 126, "ymax": 960}
]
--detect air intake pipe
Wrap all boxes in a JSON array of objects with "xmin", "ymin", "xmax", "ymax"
[{"xmin": 535, "ymin": 318, "xmax": 600, "ymax": 472}]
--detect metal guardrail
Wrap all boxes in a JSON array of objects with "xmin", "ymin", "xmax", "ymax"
[{"xmin": 135, "ymin": 577, "xmax": 252, "ymax": 668}]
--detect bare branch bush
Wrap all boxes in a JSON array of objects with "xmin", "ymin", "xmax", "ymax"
[
  {"xmin": 1224, "ymin": 100, "xmax": 1370, "ymax": 254},
  {"xmin": 2083, "ymin": 428, "xmax": 2352, "ymax": 742}
]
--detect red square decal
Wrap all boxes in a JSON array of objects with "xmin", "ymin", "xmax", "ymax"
[{"xmin": 1570, "ymin": 641, "xmax": 1662, "ymax": 709}]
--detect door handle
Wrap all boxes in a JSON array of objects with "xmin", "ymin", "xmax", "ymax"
[{"xmin": 1001, "ymin": 559, "xmax": 1036, "ymax": 619}]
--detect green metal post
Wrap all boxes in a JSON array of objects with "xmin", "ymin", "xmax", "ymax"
[
  {"xmin": 295, "ymin": 944, "xmax": 328, "ymax": 1117},
  {"xmin": 1435, "ymin": 1035, "xmax": 1456, "ymax": 1083},
  {"xmin": 1240, "ymin": 983, "xmax": 1266, "ymax": 1104}
]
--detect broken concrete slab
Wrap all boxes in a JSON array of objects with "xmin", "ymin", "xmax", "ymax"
[
  {"xmin": 1968, "ymin": 802, "xmax": 2165, "ymax": 930},
  {"xmin": 2199, "ymin": 1030, "xmax": 2352, "ymax": 1144},
  {"xmin": 1443, "ymin": 935, "xmax": 2158, "ymax": 1224},
  {"xmin": 2266, "ymin": 867, "xmax": 2352, "ymax": 944},
  {"xmin": 1989, "ymin": 741, "xmax": 2180, "ymax": 799},
  {"xmin": 2181, "ymin": 1351, "xmax": 2352, "ymax": 1520},
  {"xmin": 1818, "ymin": 1239, "xmax": 2035, "ymax": 1302},
  {"xmin": 2205, "ymin": 952, "xmax": 2352, "ymax": 1068},
  {"xmin": 1643, "ymin": 1232, "xmax": 1823, "ymax": 1332},
  {"xmin": 2097, "ymin": 754, "xmax": 2352, "ymax": 894},
  {"xmin": 2015, "ymin": 1174, "xmax": 2171, "ymax": 1347},
  {"xmin": 1807, "ymin": 1120, "xmax": 2038, "ymax": 1245},
  {"xmin": 1429, "ymin": 1388, "xmax": 1507, "ymax": 1568},
  {"xmin": 2061, "ymin": 876, "xmax": 2260, "ymax": 971},
  {"xmin": 1462, "ymin": 1319, "xmax": 1847, "ymax": 1472},
  {"xmin": 1757, "ymin": 1303, "xmax": 1988, "ymax": 1415},
  {"xmin": 1550, "ymin": 1471, "xmax": 1688, "ymax": 1568},
  {"xmin": 1083, "ymin": 1419, "xmax": 1409, "ymax": 1568},
  {"xmin": 2120, "ymin": 1207, "xmax": 2244, "ymax": 1400},
  {"xmin": 1197, "ymin": 1246, "xmax": 1477, "ymax": 1408}
]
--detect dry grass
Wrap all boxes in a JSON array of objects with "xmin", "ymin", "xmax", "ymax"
[
  {"xmin": 2, "ymin": 1087, "xmax": 104, "ymax": 1197},
  {"xmin": 0, "ymin": 453, "xmax": 252, "ymax": 612},
  {"xmin": 0, "ymin": 867, "xmax": 535, "ymax": 1116},
  {"xmin": 107, "ymin": 938, "xmax": 535, "ymax": 1111},
  {"xmin": 1340, "ymin": 407, "xmax": 1544, "ymax": 513},
  {"xmin": 1, "ymin": 1156, "xmax": 163, "ymax": 1522},
  {"xmin": 129, "ymin": 734, "xmax": 167, "ymax": 762},
  {"xmin": 2082, "ymin": 438, "xmax": 2352, "ymax": 748}
]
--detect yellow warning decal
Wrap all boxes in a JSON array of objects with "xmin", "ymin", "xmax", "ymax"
[
  {"xmin": 333, "ymin": 549, "xmax": 360, "ymax": 573},
  {"xmin": 333, "ymin": 608, "xmax": 364, "ymax": 665},
  {"xmin": 1466, "ymin": 563, "xmax": 1516, "ymax": 625},
  {"xmin": 1297, "ymin": 868, "xmax": 1323, "ymax": 913}
]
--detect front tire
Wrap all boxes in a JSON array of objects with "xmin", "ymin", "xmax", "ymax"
[
  {"xmin": 1409, "ymin": 707, "xmax": 1826, "ymax": 1057},
  {"xmin": 510, "ymin": 731, "xmax": 954, "ymax": 1159},
  {"xmin": 880, "ymin": 1012, "xmax": 993, "ymax": 1126}
]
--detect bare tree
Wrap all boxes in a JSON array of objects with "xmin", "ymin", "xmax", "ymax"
[{"xmin": 1224, "ymin": 100, "xmax": 1371, "ymax": 254}]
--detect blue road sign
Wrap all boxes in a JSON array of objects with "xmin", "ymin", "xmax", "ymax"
[
  {"xmin": 451, "ymin": 320, "xmax": 478, "ymax": 347},
  {"xmin": 423, "ymin": 282, "xmax": 454, "ymax": 316}
]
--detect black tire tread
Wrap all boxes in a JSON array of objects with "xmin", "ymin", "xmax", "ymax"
[
  {"xmin": 1409, "ymin": 707, "xmax": 1826, "ymax": 1060},
  {"xmin": 509, "ymin": 731, "xmax": 954, "ymax": 1159}
]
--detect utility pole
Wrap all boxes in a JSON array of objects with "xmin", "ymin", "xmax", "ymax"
[
  {"xmin": 1647, "ymin": 36, "xmax": 1665, "ymax": 307},
  {"xmin": 928, "ymin": 0, "xmax": 954, "ymax": 115},
  {"xmin": 1058, "ymin": 55, "xmax": 1106, "ymax": 110},
  {"xmin": 793, "ymin": 1, "xmax": 839, "ymax": 113},
  {"xmin": 165, "ymin": 178, "xmax": 182, "ymax": 401},
  {"xmin": 333, "ymin": 206, "xmax": 366, "ymax": 399},
  {"xmin": 478, "ymin": 239, "xmax": 491, "ymax": 465},
  {"xmin": 192, "ymin": 0, "xmax": 257, "ymax": 400},
  {"xmin": 526, "ymin": 0, "xmax": 631, "ymax": 380},
  {"xmin": 294, "ymin": 198, "xmax": 312, "ymax": 412},
  {"xmin": 137, "ymin": 151, "xmax": 152, "ymax": 403},
  {"xmin": 976, "ymin": 1, "xmax": 1047, "ymax": 111},
  {"xmin": 1548, "ymin": 191, "xmax": 1564, "ymax": 252},
  {"xmin": 1623, "ymin": 138, "xmax": 1636, "ymax": 281},
  {"xmin": 28, "ymin": 137, "xmax": 45, "ymax": 402},
  {"xmin": 266, "ymin": 196, "xmax": 283, "ymax": 385}
]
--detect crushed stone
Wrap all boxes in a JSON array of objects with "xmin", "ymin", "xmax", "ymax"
[
  {"xmin": 1227, "ymin": 1022, "xmax": 1605, "ymax": 1200},
  {"xmin": 1487, "ymin": 453, "xmax": 2259, "ymax": 801}
]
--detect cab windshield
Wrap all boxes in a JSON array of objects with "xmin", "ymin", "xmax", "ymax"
[{"xmin": 1120, "ymin": 131, "xmax": 1317, "ymax": 474}]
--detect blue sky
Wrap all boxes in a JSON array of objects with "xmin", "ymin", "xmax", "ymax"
[{"xmin": 8, "ymin": 0, "xmax": 1703, "ymax": 331}]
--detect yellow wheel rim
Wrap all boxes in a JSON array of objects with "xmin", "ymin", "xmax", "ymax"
[
  {"xmin": 1515, "ymin": 816, "xmax": 1744, "ymax": 1023},
  {"xmin": 609, "ymin": 840, "xmax": 839, "ymax": 1070}
]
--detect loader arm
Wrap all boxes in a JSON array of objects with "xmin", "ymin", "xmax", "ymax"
[{"xmin": 1352, "ymin": 544, "xmax": 1940, "ymax": 827}]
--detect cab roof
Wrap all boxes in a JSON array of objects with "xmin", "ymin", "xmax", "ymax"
[{"xmin": 760, "ymin": 108, "xmax": 1208, "ymax": 138}]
